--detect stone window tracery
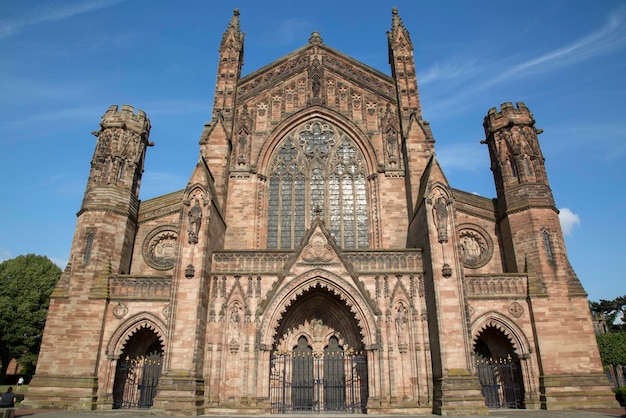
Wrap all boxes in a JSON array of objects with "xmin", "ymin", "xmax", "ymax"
[{"xmin": 267, "ymin": 120, "xmax": 369, "ymax": 249}]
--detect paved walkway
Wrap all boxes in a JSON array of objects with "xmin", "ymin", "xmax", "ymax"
[{"xmin": 8, "ymin": 408, "xmax": 626, "ymax": 418}]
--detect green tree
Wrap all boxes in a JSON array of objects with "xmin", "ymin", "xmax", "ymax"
[
  {"xmin": 0, "ymin": 254, "xmax": 61, "ymax": 376},
  {"xmin": 596, "ymin": 332, "xmax": 626, "ymax": 366},
  {"xmin": 590, "ymin": 295, "xmax": 626, "ymax": 331}
]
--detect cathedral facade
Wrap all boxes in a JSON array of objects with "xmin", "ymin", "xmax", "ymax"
[{"xmin": 23, "ymin": 9, "xmax": 615, "ymax": 416}]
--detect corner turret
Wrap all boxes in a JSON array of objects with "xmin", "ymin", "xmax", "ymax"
[
  {"xmin": 483, "ymin": 102, "xmax": 573, "ymax": 291},
  {"xmin": 77, "ymin": 104, "xmax": 152, "ymax": 275},
  {"xmin": 483, "ymin": 102, "xmax": 550, "ymax": 212},
  {"xmin": 83, "ymin": 104, "xmax": 152, "ymax": 215}
]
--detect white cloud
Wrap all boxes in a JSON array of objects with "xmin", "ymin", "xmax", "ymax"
[
  {"xmin": 0, "ymin": 0, "xmax": 127, "ymax": 39},
  {"xmin": 559, "ymin": 207, "xmax": 581, "ymax": 236},
  {"xmin": 420, "ymin": 8, "xmax": 626, "ymax": 117}
]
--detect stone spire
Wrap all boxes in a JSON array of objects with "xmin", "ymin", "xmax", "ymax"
[
  {"xmin": 387, "ymin": 7, "xmax": 421, "ymax": 120},
  {"xmin": 212, "ymin": 9, "xmax": 245, "ymax": 122}
]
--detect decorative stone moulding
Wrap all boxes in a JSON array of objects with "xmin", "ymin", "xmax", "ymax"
[
  {"xmin": 442, "ymin": 263, "xmax": 452, "ymax": 278},
  {"xmin": 185, "ymin": 264, "xmax": 195, "ymax": 279},
  {"xmin": 113, "ymin": 302, "xmax": 128, "ymax": 319},
  {"xmin": 509, "ymin": 302, "xmax": 524, "ymax": 318},
  {"xmin": 458, "ymin": 224, "xmax": 493, "ymax": 269},
  {"xmin": 142, "ymin": 225, "xmax": 179, "ymax": 270}
]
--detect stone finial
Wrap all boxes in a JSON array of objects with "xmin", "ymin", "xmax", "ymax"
[{"xmin": 309, "ymin": 31, "xmax": 323, "ymax": 45}]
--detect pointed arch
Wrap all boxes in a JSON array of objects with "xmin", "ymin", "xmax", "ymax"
[
  {"xmin": 107, "ymin": 312, "xmax": 167, "ymax": 358},
  {"xmin": 256, "ymin": 106, "xmax": 379, "ymax": 175},
  {"xmin": 389, "ymin": 275, "xmax": 411, "ymax": 306},
  {"xmin": 258, "ymin": 269, "xmax": 378, "ymax": 349},
  {"xmin": 471, "ymin": 311, "xmax": 531, "ymax": 357},
  {"xmin": 223, "ymin": 276, "xmax": 250, "ymax": 316},
  {"xmin": 257, "ymin": 108, "xmax": 379, "ymax": 249}
]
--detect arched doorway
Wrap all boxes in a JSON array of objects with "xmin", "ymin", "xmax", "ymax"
[
  {"xmin": 269, "ymin": 285, "xmax": 367, "ymax": 413},
  {"xmin": 112, "ymin": 327, "xmax": 164, "ymax": 409},
  {"xmin": 474, "ymin": 325, "xmax": 524, "ymax": 409}
]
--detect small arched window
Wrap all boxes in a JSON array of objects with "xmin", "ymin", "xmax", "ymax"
[
  {"xmin": 267, "ymin": 120, "xmax": 369, "ymax": 249},
  {"xmin": 510, "ymin": 159, "xmax": 518, "ymax": 179},
  {"xmin": 84, "ymin": 231, "xmax": 95, "ymax": 264},
  {"xmin": 542, "ymin": 230, "xmax": 553, "ymax": 262}
]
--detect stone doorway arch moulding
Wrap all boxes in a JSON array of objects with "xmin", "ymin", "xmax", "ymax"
[
  {"xmin": 106, "ymin": 312, "xmax": 168, "ymax": 359},
  {"xmin": 471, "ymin": 311, "xmax": 537, "ymax": 402},
  {"xmin": 258, "ymin": 268, "xmax": 379, "ymax": 350},
  {"xmin": 471, "ymin": 311, "xmax": 531, "ymax": 357}
]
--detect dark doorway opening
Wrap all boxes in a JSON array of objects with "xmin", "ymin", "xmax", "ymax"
[
  {"xmin": 474, "ymin": 326, "xmax": 524, "ymax": 409},
  {"xmin": 113, "ymin": 327, "xmax": 163, "ymax": 409},
  {"xmin": 269, "ymin": 285, "xmax": 368, "ymax": 413}
]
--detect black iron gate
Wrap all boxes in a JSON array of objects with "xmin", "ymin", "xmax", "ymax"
[
  {"xmin": 476, "ymin": 357, "xmax": 522, "ymax": 409},
  {"xmin": 270, "ymin": 350, "xmax": 367, "ymax": 413},
  {"xmin": 113, "ymin": 352, "xmax": 163, "ymax": 409}
]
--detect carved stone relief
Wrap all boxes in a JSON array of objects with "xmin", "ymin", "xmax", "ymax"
[
  {"xmin": 274, "ymin": 318, "xmax": 349, "ymax": 353},
  {"xmin": 142, "ymin": 226, "xmax": 179, "ymax": 270},
  {"xmin": 458, "ymin": 224, "xmax": 493, "ymax": 269},
  {"xmin": 509, "ymin": 302, "xmax": 524, "ymax": 318},
  {"xmin": 301, "ymin": 231, "xmax": 334, "ymax": 263},
  {"xmin": 113, "ymin": 302, "xmax": 128, "ymax": 319}
]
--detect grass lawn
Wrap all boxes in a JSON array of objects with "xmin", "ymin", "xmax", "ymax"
[{"xmin": 0, "ymin": 384, "xmax": 28, "ymax": 407}]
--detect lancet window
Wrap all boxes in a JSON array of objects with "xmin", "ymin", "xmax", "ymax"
[{"xmin": 267, "ymin": 120, "xmax": 369, "ymax": 249}]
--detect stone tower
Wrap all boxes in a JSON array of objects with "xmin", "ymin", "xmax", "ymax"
[
  {"xmin": 483, "ymin": 102, "xmax": 613, "ymax": 409},
  {"xmin": 483, "ymin": 102, "xmax": 556, "ymax": 278},
  {"xmin": 22, "ymin": 105, "xmax": 152, "ymax": 409}
]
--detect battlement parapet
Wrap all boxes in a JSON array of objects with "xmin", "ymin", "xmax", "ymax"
[
  {"xmin": 100, "ymin": 104, "xmax": 151, "ymax": 134},
  {"xmin": 483, "ymin": 102, "xmax": 535, "ymax": 134}
]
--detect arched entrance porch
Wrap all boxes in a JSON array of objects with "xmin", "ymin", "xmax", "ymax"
[
  {"xmin": 112, "ymin": 326, "xmax": 164, "ymax": 409},
  {"xmin": 269, "ymin": 284, "xmax": 368, "ymax": 413},
  {"xmin": 473, "ymin": 324, "xmax": 525, "ymax": 409}
]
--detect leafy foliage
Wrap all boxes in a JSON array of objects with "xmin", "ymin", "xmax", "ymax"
[
  {"xmin": 0, "ymin": 254, "xmax": 61, "ymax": 376},
  {"xmin": 596, "ymin": 332, "xmax": 626, "ymax": 366},
  {"xmin": 590, "ymin": 295, "xmax": 626, "ymax": 331},
  {"xmin": 616, "ymin": 386, "xmax": 626, "ymax": 407}
]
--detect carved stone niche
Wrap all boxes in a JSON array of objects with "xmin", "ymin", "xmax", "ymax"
[
  {"xmin": 458, "ymin": 224, "xmax": 493, "ymax": 269},
  {"xmin": 143, "ymin": 226, "xmax": 179, "ymax": 270}
]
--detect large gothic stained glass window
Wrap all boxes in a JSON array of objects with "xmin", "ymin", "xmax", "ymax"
[{"xmin": 267, "ymin": 120, "xmax": 369, "ymax": 249}]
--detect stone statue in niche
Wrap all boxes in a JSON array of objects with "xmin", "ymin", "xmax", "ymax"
[
  {"xmin": 312, "ymin": 74, "xmax": 321, "ymax": 98},
  {"xmin": 311, "ymin": 318, "xmax": 324, "ymax": 341},
  {"xmin": 386, "ymin": 131, "xmax": 398, "ymax": 164},
  {"xmin": 237, "ymin": 131, "xmax": 247, "ymax": 165},
  {"xmin": 228, "ymin": 305, "xmax": 241, "ymax": 345},
  {"xmin": 433, "ymin": 196, "xmax": 449, "ymax": 243},
  {"xmin": 188, "ymin": 199, "xmax": 202, "ymax": 244},
  {"xmin": 395, "ymin": 304, "xmax": 408, "ymax": 345}
]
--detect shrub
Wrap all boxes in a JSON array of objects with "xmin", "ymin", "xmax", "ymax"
[{"xmin": 616, "ymin": 387, "xmax": 626, "ymax": 407}]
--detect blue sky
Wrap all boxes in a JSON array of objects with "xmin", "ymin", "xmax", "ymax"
[{"xmin": 0, "ymin": 1, "xmax": 624, "ymax": 302}]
